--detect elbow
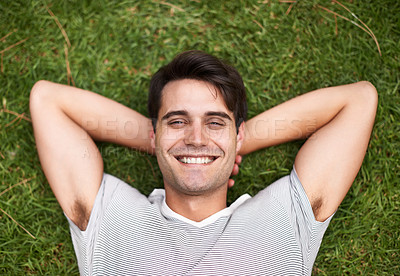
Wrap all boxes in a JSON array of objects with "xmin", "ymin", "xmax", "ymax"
[
  {"xmin": 29, "ymin": 80, "xmax": 52, "ymax": 112},
  {"xmin": 30, "ymin": 80, "xmax": 51, "ymax": 99},
  {"xmin": 354, "ymin": 81, "xmax": 378, "ymax": 115},
  {"xmin": 358, "ymin": 81, "xmax": 378, "ymax": 109}
]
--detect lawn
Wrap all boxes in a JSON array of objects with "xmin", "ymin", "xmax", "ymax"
[{"xmin": 0, "ymin": 0, "xmax": 399, "ymax": 274}]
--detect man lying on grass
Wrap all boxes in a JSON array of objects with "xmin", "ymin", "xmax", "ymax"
[{"xmin": 30, "ymin": 51, "xmax": 377, "ymax": 275}]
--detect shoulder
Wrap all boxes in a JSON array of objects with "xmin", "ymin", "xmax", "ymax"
[
  {"xmin": 67, "ymin": 173, "xmax": 147, "ymax": 230},
  {"xmin": 243, "ymin": 169, "xmax": 324, "ymax": 225},
  {"xmin": 252, "ymin": 173, "xmax": 291, "ymax": 204},
  {"xmin": 100, "ymin": 173, "xmax": 151, "ymax": 208}
]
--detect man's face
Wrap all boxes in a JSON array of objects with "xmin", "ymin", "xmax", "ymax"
[{"xmin": 151, "ymin": 79, "xmax": 244, "ymax": 196}]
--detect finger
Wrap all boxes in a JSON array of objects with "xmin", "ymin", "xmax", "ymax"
[
  {"xmin": 235, "ymin": 155, "xmax": 242, "ymax": 165},
  {"xmin": 228, "ymin": 179, "xmax": 235, "ymax": 188},
  {"xmin": 231, "ymin": 163, "xmax": 239, "ymax": 176}
]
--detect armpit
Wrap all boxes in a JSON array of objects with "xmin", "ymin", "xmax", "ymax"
[
  {"xmin": 311, "ymin": 197, "xmax": 323, "ymax": 220},
  {"xmin": 71, "ymin": 200, "xmax": 90, "ymax": 231}
]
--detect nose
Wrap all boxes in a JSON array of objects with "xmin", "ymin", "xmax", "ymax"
[{"xmin": 184, "ymin": 121, "xmax": 208, "ymax": 146}]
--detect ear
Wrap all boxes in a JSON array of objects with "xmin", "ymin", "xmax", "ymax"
[
  {"xmin": 150, "ymin": 129, "xmax": 156, "ymax": 150},
  {"xmin": 236, "ymin": 121, "xmax": 245, "ymax": 153}
]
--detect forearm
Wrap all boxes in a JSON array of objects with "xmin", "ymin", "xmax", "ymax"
[
  {"xmin": 31, "ymin": 80, "xmax": 153, "ymax": 153},
  {"xmin": 240, "ymin": 81, "xmax": 372, "ymax": 155}
]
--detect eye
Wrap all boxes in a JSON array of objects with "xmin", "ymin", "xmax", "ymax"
[
  {"xmin": 170, "ymin": 120, "xmax": 183, "ymax": 125},
  {"xmin": 168, "ymin": 120, "xmax": 187, "ymax": 128},
  {"xmin": 207, "ymin": 120, "xmax": 225, "ymax": 130}
]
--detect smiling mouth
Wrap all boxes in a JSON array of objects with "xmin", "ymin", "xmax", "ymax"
[{"xmin": 175, "ymin": 156, "xmax": 218, "ymax": 164}]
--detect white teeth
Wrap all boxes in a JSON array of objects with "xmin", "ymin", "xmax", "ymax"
[{"xmin": 178, "ymin": 157, "xmax": 213, "ymax": 164}]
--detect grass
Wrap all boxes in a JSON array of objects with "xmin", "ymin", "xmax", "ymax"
[{"xmin": 1, "ymin": 0, "xmax": 399, "ymax": 274}]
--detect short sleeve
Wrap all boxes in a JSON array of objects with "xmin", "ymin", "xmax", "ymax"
[
  {"xmin": 64, "ymin": 173, "xmax": 125, "ymax": 275},
  {"xmin": 288, "ymin": 167, "xmax": 334, "ymax": 269}
]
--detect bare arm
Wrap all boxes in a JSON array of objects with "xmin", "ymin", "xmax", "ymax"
[
  {"xmin": 30, "ymin": 80, "xmax": 152, "ymax": 229},
  {"xmin": 240, "ymin": 81, "xmax": 378, "ymax": 221}
]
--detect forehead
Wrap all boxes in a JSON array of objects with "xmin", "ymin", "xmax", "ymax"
[{"xmin": 159, "ymin": 79, "xmax": 231, "ymax": 117}]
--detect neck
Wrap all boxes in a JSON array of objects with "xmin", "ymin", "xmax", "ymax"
[{"xmin": 164, "ymin": 185, "xmax": 228, "ymax": 222}]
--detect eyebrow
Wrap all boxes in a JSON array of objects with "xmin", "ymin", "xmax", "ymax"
[
  {"xmin": 161, "ymin": 110, "xmax": 232, "ymax": 121},
  {"xmin": 205, "ymin": 111, "xmax": 232, "ymax": 121},
  {"xmin": 161, "ymin": 110, "xmax": 188, "ymax": 121}
]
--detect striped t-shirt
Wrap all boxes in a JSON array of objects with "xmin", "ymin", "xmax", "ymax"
[{"xmin": 66, "ymin": 168, "xmax": 333, "ymax": 275}]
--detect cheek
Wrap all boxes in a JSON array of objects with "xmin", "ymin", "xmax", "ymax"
[
  {"xmin": 211, "ymin": 135, "xmax": 237, "ymax": 155},
  {"xmin": 156, "ymin": 129, "xmax": 184, "ymax": 150},
  {"xmin": 208, "ymin": 126, "xmax": 232, "ymax": 140}
]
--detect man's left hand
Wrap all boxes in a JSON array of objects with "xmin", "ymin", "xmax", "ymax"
[{"xmin": 228, "ymin": 155, "xmax": 242, "ymax": 188}]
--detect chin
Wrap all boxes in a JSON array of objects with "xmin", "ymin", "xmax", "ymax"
[{"xmin": 175, "ymin": 178, "xmax": 227, "ymax": 196}]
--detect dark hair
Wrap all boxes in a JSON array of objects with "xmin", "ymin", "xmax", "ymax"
[{"xmin": 148, "ymin": 50, "xmax": 247, "ymax": 132}]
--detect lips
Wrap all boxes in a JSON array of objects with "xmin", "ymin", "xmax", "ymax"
[
  {"xmin": 169, "ymin": 147, "xmax": 223, "ymax": 165},
  {"xmin": 176, "ymin": 156, "xmax": 217, "ymax": 164}
]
